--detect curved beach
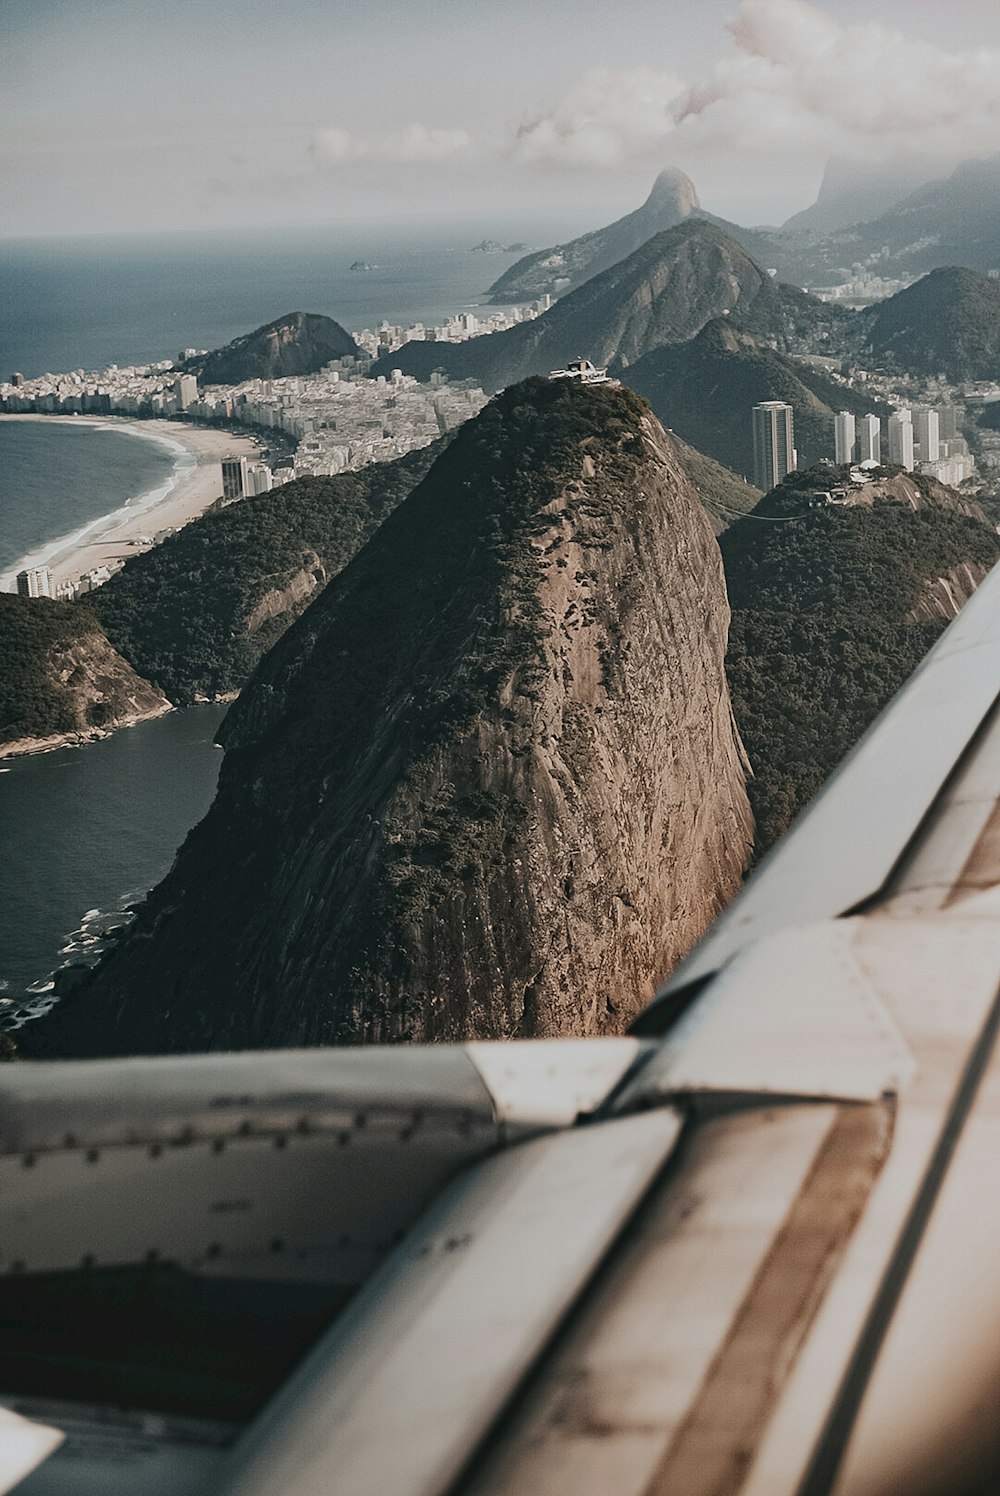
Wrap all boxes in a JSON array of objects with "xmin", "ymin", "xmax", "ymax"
[{"xmin": 0, "ymin": 416, "xmax": 262, "ymax": 594}]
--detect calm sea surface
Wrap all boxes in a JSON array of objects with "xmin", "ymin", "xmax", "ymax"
[
  {"xmin": 0, "ymin": 706, "xmax": 228, "ymax": 1023},
  {"xmin": 0, "ymin": 418, "xmax": 176, "ymax": 574},
  {"xmin": 0, "ymin": 221, "xmax": 565, "ymax": 1021},
  {"xmin": 0, "ymin": 217, "xmax": 582, "ymax": 378}
]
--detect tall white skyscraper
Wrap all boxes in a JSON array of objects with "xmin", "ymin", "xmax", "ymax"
[
  {"xmin": 752, "ymin": 401, "xmax": 796, "ymax": 492},
  {"xmin": 858, "ymin": 414, "xmax": 881, "ymax": 465},
  {"xmin": 887, "ymin": 410, "xmax": 915, "ymax": 472},
  {"xmin": 834, "ymin": 411, "xmax": 856, "ymax": 465},
  {"xmin": 16, "ymin": 568, "xmax": 53, "ymax": 599},
  {"xmin": 914, "ymin": 409, "xmax": 940, "ymax": 463}
]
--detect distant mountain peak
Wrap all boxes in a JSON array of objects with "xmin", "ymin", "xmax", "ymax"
[
  {"xmin": 486, "ymin": 166, "xmax": 701, "ymax": 305},
  {"xmin": 646, "ymin": 166, "xmax": 700, "ymax": 215}
]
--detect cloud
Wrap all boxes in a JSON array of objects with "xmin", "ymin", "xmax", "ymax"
[
  {"xmin": 312, "ymin": 123, "xmax": 472, "ymax": 165},
  {"xmin": 511, "ymin": 68, "xmax": 687, "ymax": 168},
  {"xmin": 505, "ymin": 0, "xmax": 1000, "ymax": 170}
]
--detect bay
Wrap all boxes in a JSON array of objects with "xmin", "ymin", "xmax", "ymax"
[
  {"xmin": 0, "ymin": 417, "xmax": 177, "ymax": 574},
  {"xmin": 0, "ymin": 216, "xmax": 579, "ymax": 380},
  {"xmin": 0, "ymin": 706, "xmax": 228, "ymax": 1024}
]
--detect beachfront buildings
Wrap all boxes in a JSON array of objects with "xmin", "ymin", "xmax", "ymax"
[
  {"xmin": 16, "ymin": 568, "xmax": 53, "ymax": 599},
  {"xmin": 174, "ymin": 374, "xmax": 198, "ymax": 411},
  {"xmin": 752, "ymin": 401, "xmax": 796, "ymax": 491}
]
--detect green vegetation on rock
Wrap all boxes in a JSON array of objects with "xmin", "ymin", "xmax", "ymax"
[
  {"xmin": 182, "ymin": 311, "xmax": 360, "ymax": 385},
  {"xmin": 862, "ymin": 267, "xmax": 1000, "ymax": 381},
  {"xmin": 722, "ymin": 501, "xmax": 1000, "ymax": 854},
  {"xmin": 93, "ymin": 441, "xmax": 444, "ymax": 702},
  {"xmin": 0, "ymin": 595, "xmax": 165, "ymax": 746}
]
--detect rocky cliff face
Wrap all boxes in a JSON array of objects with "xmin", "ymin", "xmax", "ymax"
[
  {"xmin": 486, "ymin": 167, "xmax": 700, "ymax": 304},
  {"xmin": 34, "ymin": 380, "xmax": 752, "ymax": 1057},
  {"xmin": 905, "ymin": 562, "xmax": 994, "ymax": 624},
  {"xmin": 184, "ymin": 311, "xmax": 361, "ymax": 385},
  {"xmin": 0, "ymin": 597, "xmax": 170, "ymax": 758}
]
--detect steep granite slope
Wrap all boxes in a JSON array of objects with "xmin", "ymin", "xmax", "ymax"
[
  {"xmin": 374, "ymin": 221, "xmax": 795, "ymax": 392},
  {"xmin": 35, "ymin": 380, "xmax": 752, "ymax": 1056},
  {"xmin": 183, "ymin": 311, "xmax": 360, "ymax": 384},
  {"xmin": 0, "ymin": 596, "xmax": 169, "ymax": 757},
  {"xmin": 486, "ymin": 167, "xmax": 700, "ymax": 304}
]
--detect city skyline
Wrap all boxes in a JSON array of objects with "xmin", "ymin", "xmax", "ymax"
[{"xmin": 4, "ymin": 0, "xmax": 1000, "ymax": 239}]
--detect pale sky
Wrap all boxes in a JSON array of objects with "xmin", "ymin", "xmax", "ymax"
[{"xmin": 4, "ymin": 0, "xmax": 1000, "ymax": 238}]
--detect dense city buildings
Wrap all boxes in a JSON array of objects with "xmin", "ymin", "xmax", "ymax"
[{"xmin": 752, "ymin": 401, "xmax": 796, "ymax": 491}]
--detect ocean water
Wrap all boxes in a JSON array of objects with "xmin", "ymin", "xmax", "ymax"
[
  {"xmin": 0, "ymin": 217, "xmax": 580, "ymax": 379},
  {"xmin": 0, "ymin": 417, "xmax": 178, "ymax": 576},
  {"xmin": 0, "ymin": 706, "xmax": 228, "ymax": 1024}
]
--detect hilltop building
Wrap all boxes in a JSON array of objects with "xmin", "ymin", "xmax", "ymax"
[
  {"xmin": 752, "ymin": 401, "xmax": 796, "ymax": 491},
  {"xmin": 548, "ymin": 358, "xmax": 611, "ymax": 384}
]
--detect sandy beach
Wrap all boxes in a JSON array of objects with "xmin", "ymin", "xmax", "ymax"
[{"xmin": 0, "ymin": 416, "xmax": 263, "ymax": 594}]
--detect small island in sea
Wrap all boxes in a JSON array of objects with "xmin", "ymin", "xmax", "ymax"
[
  {"xmin": 349, "ymin": 260, "xmax": 377, "ymax": 271},
  {"xmin": 470, "ymin": 239, "xmax": 530, "ymax": 253}
]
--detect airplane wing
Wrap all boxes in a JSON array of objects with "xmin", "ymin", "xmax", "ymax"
[{"xmin": 2, "ymin": 563, "xmax": 1000, "ymax": 1495}]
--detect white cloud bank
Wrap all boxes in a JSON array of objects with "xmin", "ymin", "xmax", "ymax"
[
  {"xmin": 510, "ymin": 0, "xmax": 1000, "ymax": 169},
  {"xmin": 313, "ymin": 123, "xmax": 472, "ymax": 165}
]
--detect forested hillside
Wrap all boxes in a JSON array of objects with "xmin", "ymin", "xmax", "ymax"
[{"xmin": 722, "ymin": 502, "xmax": 1000, "ymax": 853}]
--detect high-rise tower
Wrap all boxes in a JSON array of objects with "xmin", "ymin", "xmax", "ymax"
[
  {"xmin": 834, "ymin": 411, "xmax": 856, "ymax": 465},
  {"xmin": 858, "ymin": 414, "xmax": 881, "ymax": 465},
  {"xmin": 752, "ymin": 402, "xmax": 795, "ymax": 492},
  {"xmin": 887, "ymin": 409, "xmax": 915, "ymax": 472}
]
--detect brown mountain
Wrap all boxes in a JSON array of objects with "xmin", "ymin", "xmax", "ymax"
[
  {"xmin": 374, "ymin": 220, "xmax": 797, "ymax": 393},
  {"xmin": 33, "ymin": 379, "xmax": 752, "ymax": 1057},
  {"xmin": 183, "ymin": 311, "xmax": 360, "ymax": 385}
]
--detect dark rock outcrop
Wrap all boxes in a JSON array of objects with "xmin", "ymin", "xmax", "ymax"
[
  {"xmin": 33, "ymin": 380, "xmax": 752, "ymax": 1057},
  {"xmin": 0, "ymin": 596, "xmax": 169, "ymax": 757},
  {"xmin": 183, "ymin": 312, "xmax": 360, "ymax": 385},
  {"xmin": 486, "ymin": 167, "xmax": 700, "ymax": 304}
]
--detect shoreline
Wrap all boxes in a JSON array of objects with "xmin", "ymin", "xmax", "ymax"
[
  {"xmin": 0, "ymin": 700, "xmax": 175, "ymax": 763},
  {"xmin": 0, "ymin": 414, "xmax": 262, "ymax": 595}
]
